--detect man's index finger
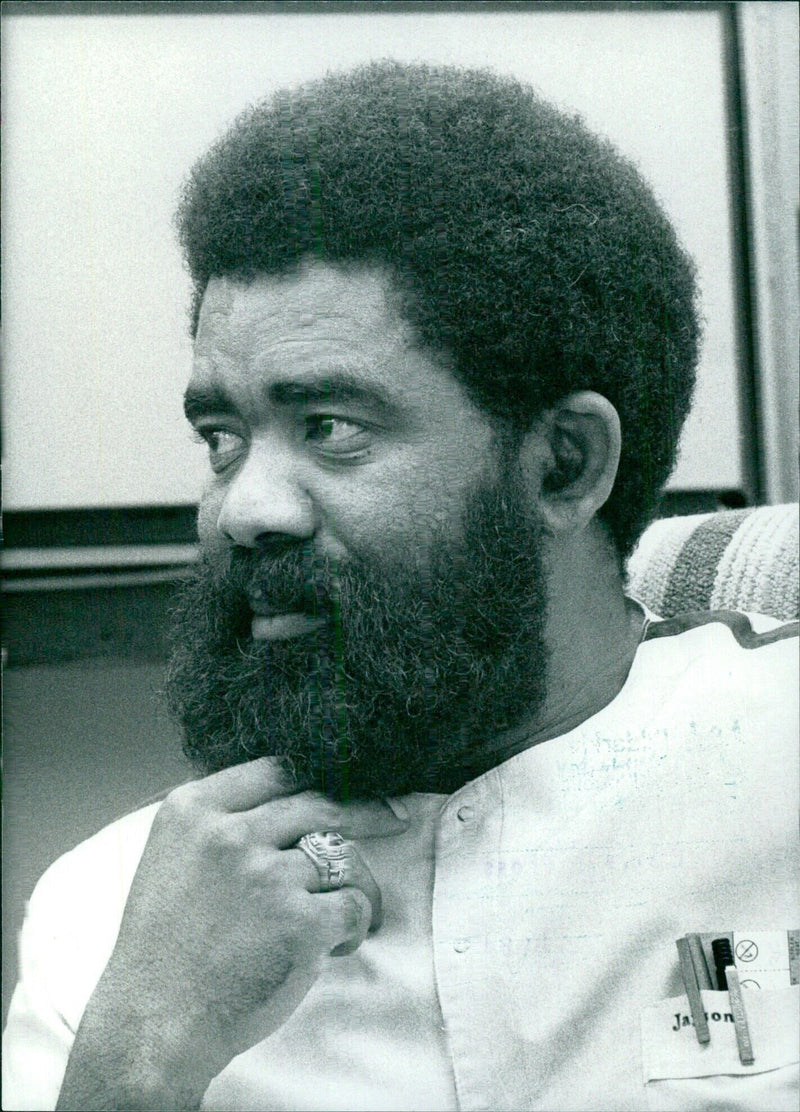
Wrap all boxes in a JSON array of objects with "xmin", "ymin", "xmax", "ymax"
[{"xmin": 198, "ymin": 756, "xmax": 297, "ymax": 811}]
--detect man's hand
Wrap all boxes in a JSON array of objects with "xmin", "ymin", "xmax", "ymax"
[{"xmin": 56, "ymin": 758, "xmax": 409, "ymax": 1111}]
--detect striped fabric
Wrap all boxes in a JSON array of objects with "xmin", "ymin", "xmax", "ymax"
[{"xmin": 625, "ymin": 503, "xmax": 799, "ymax": 620}]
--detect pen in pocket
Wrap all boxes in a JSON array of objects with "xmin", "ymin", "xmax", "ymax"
[{"xmin": 676, "ymin": 936, "xmax": 710, "ymax": 1044}]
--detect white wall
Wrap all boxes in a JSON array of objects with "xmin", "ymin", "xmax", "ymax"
[
  {"xmin": 2, "ymin": 6, "xmax": 746, "ymax": 509},
  {"xmin": 739, "ymin": 1, "xmax": 800, "ymax": 503}
]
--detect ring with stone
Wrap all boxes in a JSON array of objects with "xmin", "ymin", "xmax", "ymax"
[{"xmin": 296, "ymin": 831, "xmax": 354, "ymax": 890}]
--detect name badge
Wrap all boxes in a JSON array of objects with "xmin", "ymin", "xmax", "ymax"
[{"xmin": 641, "ymin": 986, "xmax": 799, "ymax": 1083}]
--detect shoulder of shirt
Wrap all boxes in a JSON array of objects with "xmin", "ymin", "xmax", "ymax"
[
  {"xmin": 630, "ymin": 607, "xmax": 797, "ymax": 773},
  {"xmin": 27, "ymin": 800, "xmax": 164, "ymax": 921},
  {"xmin": 641, "ymin": 607, "xmax": 799, "ymax": 652}
]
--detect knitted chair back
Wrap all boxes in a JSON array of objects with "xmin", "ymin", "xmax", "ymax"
[{"xmin": 626, "ymin": 503, "xmax": 799, "ymax": 621}]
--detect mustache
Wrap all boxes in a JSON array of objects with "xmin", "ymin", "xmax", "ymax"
[{"xmin": 215, "ymin": 543, "xmax": 343, "ymax": 617}]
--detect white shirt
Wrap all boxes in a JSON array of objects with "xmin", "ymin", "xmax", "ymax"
[{"xmin": 3, "ymin": 609, "xmax": 798, "ymax": 1111}]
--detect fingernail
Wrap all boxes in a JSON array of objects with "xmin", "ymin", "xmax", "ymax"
[{"xmin": 386, "ymin": 797, "xmax": 409, "ymax": 821}]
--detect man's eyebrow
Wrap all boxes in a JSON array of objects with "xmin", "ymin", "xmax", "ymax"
[
  {"xmin": 183, "ymin": 373, "xmax": 403, "ymax": 424},
  {"xmin": 183, "ymin": 383, "xmax": 237, "ymax": 423},
  {"xmin": 268, "ymin": 373, "xmax": 399, "ymax": 414}
]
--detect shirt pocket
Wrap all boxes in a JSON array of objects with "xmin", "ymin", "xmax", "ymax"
[{"xmin": 640, "ymin": 987, "xmax": 799, "ymax": 1112}]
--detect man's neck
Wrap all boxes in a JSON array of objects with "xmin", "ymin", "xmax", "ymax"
[{"xmin": 482, "ymin": 524, "xmax": 645, "ymax": 768}]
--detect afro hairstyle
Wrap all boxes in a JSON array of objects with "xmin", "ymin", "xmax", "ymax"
[{"xmin": 175, "ymin": 60, "xmax": 700, "ymax": 560}]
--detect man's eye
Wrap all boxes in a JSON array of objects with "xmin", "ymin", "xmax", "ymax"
[
  {"xmin": 304, "ymin": 415, "xmax": 365, "ymax": 446},
  {"xmin": 194, "ymin": 428, "xmax": 245, "ymax": 471}
]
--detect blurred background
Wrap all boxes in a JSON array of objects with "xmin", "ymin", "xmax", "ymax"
[{"xmin": 2, "ymin": 0, "xmax": 798, "ymax": 1021}]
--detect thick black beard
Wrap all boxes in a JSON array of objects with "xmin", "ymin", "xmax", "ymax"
[{"xmin": 165, "ymin": 468, "xmax": 548, "ymax": 800}]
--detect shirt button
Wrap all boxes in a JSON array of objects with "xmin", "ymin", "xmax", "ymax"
[
  {"xmin": 456, "ymin": 805, "xmax": 475, "ymax": 822},
  {"xmin": 454, "ymin": 939, "xmax": 471, "ymax": 953}
]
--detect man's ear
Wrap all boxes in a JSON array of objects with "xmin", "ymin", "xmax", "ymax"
[{"xmin": 520, "ymin": 391, "xmax": 621, "ymax": 535}]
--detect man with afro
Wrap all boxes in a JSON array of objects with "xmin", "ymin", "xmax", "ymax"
[{"xmin": 4, "ymin": 61, "xmax": 797, "ymax": 1112}]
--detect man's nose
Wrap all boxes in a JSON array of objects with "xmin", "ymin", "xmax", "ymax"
[{"xmin": 215, "ymin": 443, "xmax": 315, "ymax": 549}]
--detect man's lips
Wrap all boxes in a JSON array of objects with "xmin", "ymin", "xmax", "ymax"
[
  {"xmin": 247, "ymin": 586, "xmax": 311, "ymax": 615},
  {"xmin": 248, "ymin": 599, "xmax": 300, "ymax": 617},
  {"xmin": 251, "ymin": 613, "xmax": 326, "ymax": 640},
  {"xmin": 247, "ymin": 593, "xmax": 328, "ymax": 640}
]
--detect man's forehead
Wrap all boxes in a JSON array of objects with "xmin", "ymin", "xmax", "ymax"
[
  {"xmin": 185, "ymin": 269, "xmax": 492, "ymax": 441},
  {"xmin": 190, "ymin": 262, "xmax": 462, "ymax": 408},
  {"xmin": 198, "ymin": 276, "xmax": 235, "ymax": 319},
  {"xmin": 193, "ymin": 268, "xmax": 403, "ymax": 390},
  {"xmin": 196, "ymin": 262, "xmax": 411, "ymax": 338}
]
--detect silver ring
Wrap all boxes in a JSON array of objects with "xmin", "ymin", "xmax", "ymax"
[{"xmin": 296, "ymin": 831, "xmax": 353, "ymax": 890}]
